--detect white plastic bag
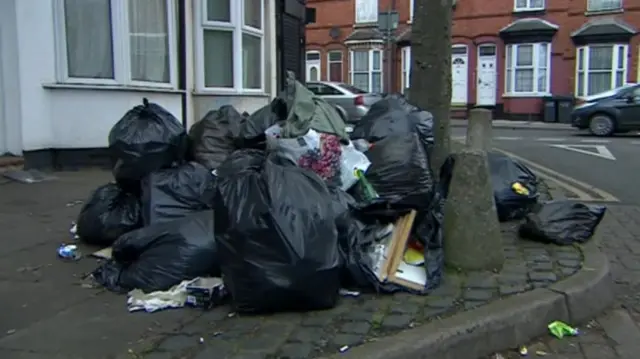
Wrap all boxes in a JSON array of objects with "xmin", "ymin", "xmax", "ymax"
[{"xmin": 339, "ymin": 141, "xmax": 370, "ymax": 190}]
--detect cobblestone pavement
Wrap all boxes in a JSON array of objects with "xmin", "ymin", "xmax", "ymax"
[
  {"xmin": 489, "ymin": 205, "xmax": 640, "ymax": 359},
  {"xmin": 0, "ymin": 170, "xmax": 583, "ymax": 359}
]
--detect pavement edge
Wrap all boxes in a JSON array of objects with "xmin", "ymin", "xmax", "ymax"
[
  {"xmin": 451, "ymin": 121, "xmax": 575, "ymax": 132},
  {"xmin": 322, "ymin": 237, "xmax": 612, "ymax": 359}
]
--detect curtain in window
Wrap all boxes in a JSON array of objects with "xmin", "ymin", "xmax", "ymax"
[
  {"xmin": 352, "ymin": 51, "xmax": 370, "ymax": 91},
  {"xmin": 371, "ymin": 50, "xmax": 382, "ymax": 93},
  {"xmin": 129, "ymin": 0, "xmax": 170, "ymax": 83},
  {"xmin": 588, "ymin": 45, "xmax": 614, "ymax": 95},
  {"xmin": 64, "ymin": 0, "xmax": 114, "ymax": 79},
  {"xmin": 537, "ymin": 43, "xmax": 548, "ymax": 92},
  {"xmin": 203, "ymin": 0, "xmax": 233, "ymax": 87},
  {"xmin": 514, "ymin": 45, "xmax": 534, "ymax": 92},
  {"xmin": 243, "ymin": 34, "xmax": 261, "ymax": 88}
]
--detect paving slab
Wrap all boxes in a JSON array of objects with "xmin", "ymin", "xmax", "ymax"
[{"xmin": 0, "ymin": 169, "xmax": 612, "ymax": 359}]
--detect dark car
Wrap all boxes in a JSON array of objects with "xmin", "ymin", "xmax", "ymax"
[{"xmin": 571, "ymin": 83, "xmax": 640, "ymax": 136}]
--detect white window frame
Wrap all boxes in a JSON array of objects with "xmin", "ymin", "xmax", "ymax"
[
  {"xmin": 513, "ymin": 0, "xmax": 545, "ymax": 11},
  {"xmin": 409, "ymin": 0, "xmax": 414, "ymax": 22},
  {"xmin": 504, "ymin": 43, "xmax": 551, "ymax": 97},
  {"xmin": 587, "ymin": 0, "xmax": 623, "ymax": 12},
  {"xmin": 575, "ymin": 44, "xmax": 628, "ymax": 98},
  {"xmin": 349, "ymin": 49, "xmax": 383, "ymax": 93},
  {"xmin": 401, "ymin": 47, "xmax": 411, "ymax": 93},
  {"xmin": 195, "ymin": 0, "xmax": 265, "ymax": 94},
  {"xmin": 355, "ymin": 0, "xmax": 378, "ymax": 24},
  {"xmin": 327, "ymin": 51, "xmax": 344, "ymax": 82},
  {"xmin": 53, "ymin": 0, "xmax": 178, "ymax": 88}
]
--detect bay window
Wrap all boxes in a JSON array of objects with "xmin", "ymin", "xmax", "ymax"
[
  {"xmin": 350, "ymin": 49, "xmax": 383, "ymax": 93},
  {"xmin": 505, "ymin": 43, "xmax": 551, "ymax": 95},
  {"xmin": 198, "ymin": 0, "xmax": 264, "ymax": 92},
  {"xmin": 576, "ymin": 45, "xmax": 628, "ymax": 97},
  {"xmin": 54, "ymin": 0, "xmax": 176, "ymax": 87}
]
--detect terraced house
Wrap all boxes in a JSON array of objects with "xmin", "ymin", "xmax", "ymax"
[
  {"xmin": 305, "ymin": 0, "xmax": 640, "ymax": 120},
  {"xmin": 0, "ymin": 0, "xmax": 309, "ymax": 168}
]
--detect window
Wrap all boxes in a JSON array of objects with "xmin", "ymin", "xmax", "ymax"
[
  {"xmin": 307, "ymin": 84, "xmax": 343, "ymax": 96},
  {"xmin": 54, "ymin": 0, "xmax": 176, "ymax": 87},
  {"xmin": 198, "ymin": 0, "xmax": 264, "ymax": 92},
  {"xmin": 514, "ymin": 0, "xmax": 545, "ymax": 11},
  {"xmin": 327, "ymin": 51, "xmax": 344, "ymax": 82},
  {"xmin": 350, "ymin": 49, "xmax": 383, "ymax": 93},
  {"xmin": 576, "ymin": 45, "xmax": 628, "ymax": 97},
  {"xmin": 336, "ymin": 83, "xmax": 367, "ymax": 94},
  {"xmin": 505, "ymin": 43, "xmax": 551, "ymax": 95},
  {"xmin": 355, "ymin": 0, "xmax": 378, "ymax": 23},
  {"xmin": 587, "ymin": 0, "xmax": 623, "ymax": 12},
  {"xmin": 401, "ymin": 47, "xmax": 411, "ymax": 93}
]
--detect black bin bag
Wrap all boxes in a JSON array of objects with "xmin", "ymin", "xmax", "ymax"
[
  {"xmin": 351, "ymin": 133, "xmax": 435, "ymax": 209},
  {"xmin": 141, "ymin": 162, "xmax": 216, "ymax": 225},
  {"xmin": 76, "ymin": 183, "xmax": 142, "ymax": 247},
  {"xmin": 519, "ymin": 200, "xmax": 606, "ymax": 245},
  {"xmin": 92, "ymin": 211, "xmax": 219, "ymax": 293},
  {"xmin": 350, "ymin": 94, "xmax": 433, "ymax": 153},
  {"xmin": 214, "ymin": 149, "xmax": 341, "ymax": 313},
  {"xmin": 234, "ymin": 103, "xmax": 279, "ymax": 150},
  {"xmin": 109, "ymin": 98, "xmax": 188, "ymax": 186},
  {"xmin": 439, "ymin": 152, "xmax": 538, "ymax": 221},
  {"xmin": 188, "ymin": 105, "xmax": 244, "ymax": 170}
]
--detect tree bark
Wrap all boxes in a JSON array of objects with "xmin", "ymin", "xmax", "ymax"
[{"xmin": 408, "ymin": 0, "xmax": 453, "ymax": 177}]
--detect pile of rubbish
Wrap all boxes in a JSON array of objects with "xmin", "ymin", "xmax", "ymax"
[{"xmin": 72, "ymin": 73, "xmax": 606, "ymax": 314}]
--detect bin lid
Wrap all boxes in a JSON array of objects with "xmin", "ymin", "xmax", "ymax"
[{"xmin": 551, "ymin": 95, "xmax": 575, "ymax": 101}]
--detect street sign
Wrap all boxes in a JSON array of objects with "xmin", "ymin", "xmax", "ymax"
[{"xmin": 549, "ymin": 144, "xmax": 616, "ymax": 161}]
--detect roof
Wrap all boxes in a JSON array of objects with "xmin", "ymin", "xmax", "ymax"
[
  {"xmin": 499, "ymin": 18, "xmax": 559, "ymax": 34},
  {"xmin": 571, "ymin": 17, "xmax": 636, "ymax": 38},
  {"xmin": 344, "ymin": 27, "xmax": 384, "ymax": 44}
]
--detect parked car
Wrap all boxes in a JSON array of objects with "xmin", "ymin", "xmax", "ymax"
[
  {"xmin": 571, "ymin": 83, "xmax": 640, "ymax": 136},
  {"xmin": 305, "ymin": 81, "xmax": 381, "ymax": 128}
]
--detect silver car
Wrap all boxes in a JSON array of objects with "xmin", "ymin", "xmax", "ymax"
[{"xmin": 306, "ymin": 81, "xmax": 381, "ymax": 125}]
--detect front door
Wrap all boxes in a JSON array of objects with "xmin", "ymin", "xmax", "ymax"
[
  {"xmin": 306, "ymin": 51, "xmax": 321, "ymax": 82},
  {"xmin": 451, "ymin": 45, "xmax": 468, "ymax": 105},
  {"xmin": 476, "ymin": 44, "xmax": 497, "ymax": 106}
]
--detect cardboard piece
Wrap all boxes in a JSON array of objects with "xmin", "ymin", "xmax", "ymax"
[
  {"xmin": 368, "ymin": 210, "xmax": 426, "ymax": 291},
  {"xmin": 91, "ymin": 247, "xmax": 112, "ymax": 259}
]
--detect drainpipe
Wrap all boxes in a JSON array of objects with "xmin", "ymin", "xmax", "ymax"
[{"xmin": 177, "ymin": 0, "xmax": 187, "ymax": 128}]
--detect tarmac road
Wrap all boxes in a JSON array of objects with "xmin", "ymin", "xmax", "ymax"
[{"xmin": 451, "ymin": 127, "xmax": 640, "ymax": 205}]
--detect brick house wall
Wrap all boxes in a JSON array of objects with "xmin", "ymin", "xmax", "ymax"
[{"xmin": 306, "ymin": 0, "xmax": 640, "ymax": 121}]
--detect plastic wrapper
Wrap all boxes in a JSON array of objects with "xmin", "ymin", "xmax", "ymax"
[
  {"xmin": 140, "ymin": 162, "xmax": 216, "ymax": 225},
  {"xmin": 109, "ymin": 98, "xmax": 188, "ymax": 187},
  {"xmin": 266, "ymin": 125, "xmax": 370, "ymax": 189},
  {"xmin": 92, "ymin": 211, "xmax": 219, "ymax": 293},
  {"xmin": 188, "ymin": 105, "xmax": 244, "ymax": 170},
  {"xmin": 519, "ymin": 200, "xmax": 606, "ymax": 245},
  {"xmin": 213, "ymin": 149, "xmax": 341, "ymax": 313},
  {"xmin": 76, "ymin": 183, "xmax": 142, "ymax": 246}
]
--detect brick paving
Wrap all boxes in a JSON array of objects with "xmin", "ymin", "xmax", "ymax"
[
  {"xmin": 489, "ymin": 204, "xmax": 640, "ymax": 359},
  {"xmin": 0, "ymin": 170, "xmax": 584, "ymax": 359}
]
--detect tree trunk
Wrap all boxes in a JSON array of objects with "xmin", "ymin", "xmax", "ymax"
[{"xmin": 408, "ymin": 0, "xmax": 453, "ymax": 177}]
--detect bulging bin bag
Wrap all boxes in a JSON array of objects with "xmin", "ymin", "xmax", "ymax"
[
  {"xmin": 109, "ymin": 98, "xmax": 188, "ymax": 184},
  {"xmin": 76, "ymin": 183, "xmax": 142, "ymax": 247},
  {"xmin": 213, "ymin": 149, "xmax": 341, "ymax": 313},
  {"xmin": 141, "ymin": 162, "xmax": 216, "ymax": 225},
  {"xmin": 92, "ymin": 211, "xmax": 219, "ymax": 293},
  {"xmin": 519, "ymin": 200, "xmax": 606, "ymax": 245},
  {"xmin": 188, "ymin": 105, "xmax": 244, "ymax": 170}
]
